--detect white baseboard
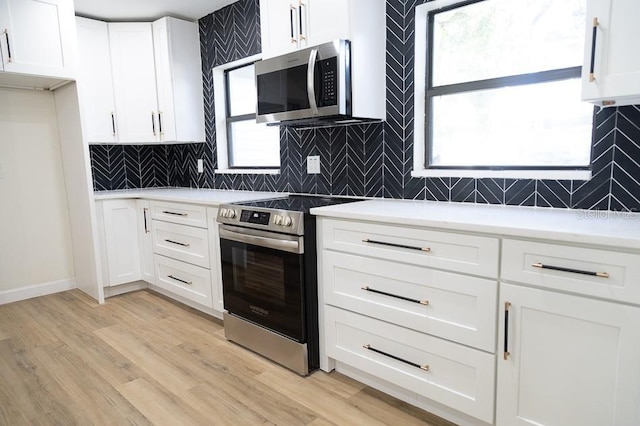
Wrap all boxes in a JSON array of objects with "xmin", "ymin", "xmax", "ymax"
[{"xmin": 0, "ymin": 278, "xmax": 77, "ymax": 305}]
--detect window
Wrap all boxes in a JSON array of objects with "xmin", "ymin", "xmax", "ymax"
[
  {"xmin": 213, "ymin": 55, "xmax": 280, "ymax": 173},
  {"xmin": 413, "ymin": 0, "xmax": 594, "ymax": 179}
]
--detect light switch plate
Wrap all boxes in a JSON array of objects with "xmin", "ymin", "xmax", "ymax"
[
  {"xmin": 307, "ymin": 156, "xmax": 320, "ymax": 174},
  {"xmin": 197, "ymin": 159, "xmax": 204, "ymax": 173}
]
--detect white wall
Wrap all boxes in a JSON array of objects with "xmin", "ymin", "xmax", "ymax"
[{"xmin": 0, "ymin": 88, "xmax": 75, "ymax": 293}]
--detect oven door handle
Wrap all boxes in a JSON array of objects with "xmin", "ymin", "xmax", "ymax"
[{"xmin": 219, "ymin": 226, "xmax": 303, "ymax": 254}]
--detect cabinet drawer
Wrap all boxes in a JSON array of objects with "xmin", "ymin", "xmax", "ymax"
[
  {"xmin": 152, "ymin": 221, "xmax": 209, "ymax": 268},
  {"xmin": 322, "ymin": 251, "xmax": 497, "ymax": 352},
  {"xmin": 320, "ymin": 219, "xmax": 499, "ymax": 277},
  {"xmin": 150, "ymin": 201, "xmax": 207, "ymax": 228},
  {"xmin": 502, "ymin": 239, "xmax": 640, "ymax": 304},
  {"xmin": 325, "ymin": 306, "xmax": 495, "ymax": 423},
  {"xmin": 154, "ymin": 255, "xmax": 212, "ymax": 308}
]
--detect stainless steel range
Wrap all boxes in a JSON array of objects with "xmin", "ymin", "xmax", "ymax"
[{"xmin": 217, "ymin": 195, "xmax": 359, "ymax": 375}]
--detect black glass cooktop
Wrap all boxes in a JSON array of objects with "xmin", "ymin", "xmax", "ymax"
[{"xmin": 232, "ymin": 195, "xmax": 362, "ymax": 213}]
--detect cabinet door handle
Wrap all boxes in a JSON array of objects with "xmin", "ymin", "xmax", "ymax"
[
  {"xmin": 503, "ymin": 302, "xmax": 511, "ymax": 360},
  {"xmin": 162, "ymin": 211, "xmax": 187, "ymax": 217},
  {"xmin": 363, "ymin": 344, "xmax": 429, "ymax": 372},
  {"xmin": 362, "ymin": 238, "xmax": 431, "ymax": 252},
  {"xmin": 151, "ymin": 111, "xmax": 157, "ymax": 136},
  {"xmin": 158, "ymin": 111, "xmax": 163, "ymax": 134},
  {"xmin": 111, "ymin": 112, "xmax": 116, "ymax": 135},
  {"xmin": 168, "ymin": 275, "xmax": 192, "ymax": 285},
  {"xmin": 164, "ymin": 239, "xmax": 190, "ymax": 248},
  {"xmin": 531, "ymin": 262, "xmax": 609, "ymax": 278},
  {"xmin": 298, "ymin": 1, "xmax": 306, "ymax": 41},
  {"xmin": 143, "ymin": 208, "xmax": 149, "ymax": 233},
  {"xmin": 589, "ymin": 17, "xmax": 599, "ymax": 82},
  {"xmin": 289, "ymin": 5, "xmax": 296, "ymax": 43},
  {"xmin": 361, "ymin": 286, "xmax": 429, "ymax": 306},
  {"xmin": 3, "ymin": 29, "xmax": 12, "ymax": 62}
]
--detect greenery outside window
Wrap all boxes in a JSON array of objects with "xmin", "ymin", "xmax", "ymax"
[{"xmin": 413, "ymin": 0, "xmax": 594, "ymax": 179}]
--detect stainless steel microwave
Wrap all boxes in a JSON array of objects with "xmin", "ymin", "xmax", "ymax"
[{"xmin": 255, "ymin": 40, "xmax": 352, "ymax": 126}]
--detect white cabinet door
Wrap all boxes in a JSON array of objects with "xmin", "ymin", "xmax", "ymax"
[
  {"xmin": 152, "ymin": 17, "xmax": 205, "ymax": 143},
  {"xmin": 101, "ymin": 200, "xmax": 142, "ymax": 286},
  {"xmin": 260, "ymin": 0, "xmax": 301, "ymax": 58},
  {"xmin": 136, "ymin": 200, "xmax": 154, "ymax": 284},
  {"xmin": 305, "ymin": 0, "xmax": 349, "ymax": 47},
  {"xmin": 497, "ymin": 283, "xmax": 640, "ymax": 426},
  {"xmin": 0, "ymin": 0, "xmax": 75, "ymax": 78},
  {"xmin": 582, "ymin": 0, "xmax": 640, "ymax": 106},
  {"xmin": 75, "ymin": 17, "xmax": 117, "ymax": 143},
  {"xmin": 207, "ymin": 207, "xmax": 223, "ymax": 312},
  {"xmin": 108, "ymin": 23, "xmax": 159, "ymax": 143}
]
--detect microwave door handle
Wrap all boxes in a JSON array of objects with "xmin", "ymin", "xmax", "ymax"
[{"xmin": 307, "ymin": 48, "xmax": 319, "ymax": 115}]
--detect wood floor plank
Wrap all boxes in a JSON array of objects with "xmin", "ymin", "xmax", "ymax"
[
  {"xmin": 0, "ymin": 339, "xmax": 78, "ymax": 423},
  {"xmin": 118, "ymin": 378, "xmax": 211, "ymax": 426},
  {"xmin": 94, "ymin": 325, "xmax": 200, "ymax": 393},
  {"xmin": 0, "ymin": 290, "xmax": 457, "ymax": 425},
  {"xmin": 255, "ymin": 369, "xmax": 392, "ymax": 426},
  {"xmin": 31, "ymin": 341, "xmax": 152, "ymax": 426}
]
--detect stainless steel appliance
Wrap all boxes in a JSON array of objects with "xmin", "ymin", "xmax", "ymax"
[
  {"xmin": 217, "ymin": 195, "xmax": 360, "ymax": 375},
  {"xmin": 255, "ymin": 39, "xmax": 350, "ymax": 125}
]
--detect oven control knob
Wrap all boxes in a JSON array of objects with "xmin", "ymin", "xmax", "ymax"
[
  {"xmin": 274, "ymin": 215, "xmax": 283, "ymax": 225},
  {"xmin": 282, "ymin": 216, "xmax": 293, "ymax": 227},
  {"xmin": 220, "ymin": 208, "xmax": 228, "ymax": 218},
  {"xmin": 227, "ymin": 209, "xmax": 237, "ymax": 219}
]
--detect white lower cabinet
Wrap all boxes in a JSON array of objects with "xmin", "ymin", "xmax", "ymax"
[
  {"xmin": 206, "ymin": 207, "xmax": 223, "ymax": 312},
  {"xmin": 136, "ymin": 199, "xmax": 154, "ymax": 284},
  {"xmin": 326, "ymin": 306, "xmax": 496, "ymax": 423},
  {"xmin": 497, "ymin": 283, "xmax": 640, "ymax": 426},
  {"xmin": 96, "ymin": 199, "xmax": 141, "ymax": 286},
  {"xmin": 154, "ymin": 254, "xmax": 212, "ymax": 306},
  {"xmin": 149, "ymin": 200, "xmax": 214, "ymax": 310},
  {"xmin": 318, "ymin": 218, "xmax": 498, "ymax": 425}
]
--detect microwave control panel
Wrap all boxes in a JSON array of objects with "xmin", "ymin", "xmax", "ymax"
[{"xmin": 319, "ymin": 57, "xmax": 338, "ymax": 106}]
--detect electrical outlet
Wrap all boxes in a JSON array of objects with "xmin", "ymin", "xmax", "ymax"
[
  {"xmin": 307, "ymin": 156, "xmax": 320, "ymax": 174},
  {"xmin": 197, "ymin": 159, "xmax": 204, "ymax": 173}
]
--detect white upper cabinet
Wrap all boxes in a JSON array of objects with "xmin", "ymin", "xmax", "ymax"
[
  {"xmin": 0, "ymin": 0, "xmax": 75, "ymax": 85},
  {"xmin": 76, "ymin": 17, "xmax": 205, "ymax": 144},
  {"xmin": 260, "ymin": 0, "xmax": 383, "ymax": 59},
  {"xmin": 108, "ymin": 22, "xmax": 160, "ymax": 144},
  {"xmin": 152, "ymin": 17, "xmax": 205, "ymax": 144},
  {"xmin": 76, "ymin": 17, "xmax": 117, "ymax": 143},
  {"xmin": 582, "ymin": 0, "xmax": 640, "ymax": 107}
]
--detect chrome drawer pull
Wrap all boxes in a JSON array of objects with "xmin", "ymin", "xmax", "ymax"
[
  {"xmin": 167, "ymin": 275, "xmax": 192, "ymax": 285},
  {"xmin": 363, "ymin": 344, "xmax": 429, "ymax": 372},
  {"xmin": 162, "ymin": 210, "xmax": 187, "ymax": 216},
  {"xmin": 165, "ymin": 239, "xmax": 190, "ymax": 248},
  {"xmin": 531, "ymin": 262, "xmax": 609, "ymax": 278},
  {"xmin": 361, "ymin": 286, "xmax": 429, "ymax": 306},
  {"xmin": 362, "ymin": 239, "xmax": 431, "ymax": 252}
]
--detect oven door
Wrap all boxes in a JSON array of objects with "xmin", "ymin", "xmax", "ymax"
[{"xmin": 219, "ymin": 224, "xmax": 306, "ymax": 342}]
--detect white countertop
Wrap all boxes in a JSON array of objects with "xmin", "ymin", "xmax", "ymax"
[
  {"xmin": 93, "ymin": 188, "xmax": 286, "ymax": 206},
  {"xmin": 311, "ymin": 199, "xmax": 640, "ymax": 250}
]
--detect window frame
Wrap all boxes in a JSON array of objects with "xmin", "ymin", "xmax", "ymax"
[
  {"xmin": 412, "ymin": 0, "xmax": 593, "ymax": 180},
  {"xmin": 213, "ymin": 54, "xmax": 281, "ymax": 175}
]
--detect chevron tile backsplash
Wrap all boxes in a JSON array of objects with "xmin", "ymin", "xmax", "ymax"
[{"xmin": 89, "ymin": 0, "xmax": 640, "ymax": 212}]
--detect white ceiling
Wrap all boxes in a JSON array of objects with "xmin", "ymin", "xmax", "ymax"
[{"xmin": 74, "ymin": 0, "xmax": 238, "ymax": 22}]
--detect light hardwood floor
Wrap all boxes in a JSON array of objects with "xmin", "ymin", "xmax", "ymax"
[{"xmin": 0, "ymin": 289, "xmax": 456, "ymax": 425}]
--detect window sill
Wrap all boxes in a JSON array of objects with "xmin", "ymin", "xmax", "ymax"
[
  {"xmin": 411, "ymin": 168, "xmax": 592, "ymax": 180},
  {"xmin": 215, "ymin": 168, "xmax": 280, "ymax": 175}
]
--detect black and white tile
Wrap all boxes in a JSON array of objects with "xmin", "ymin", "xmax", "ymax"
[{"xmin": 89, "ymin": 0, "xmax": 640, "ymax": 212}]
